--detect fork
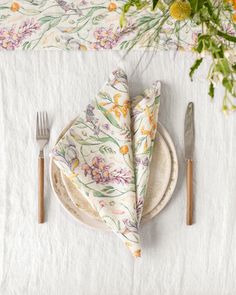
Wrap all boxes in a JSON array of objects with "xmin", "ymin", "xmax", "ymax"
[{"xmin": 36, "ymin": 112, "xmax": 50, "ymax": 224}]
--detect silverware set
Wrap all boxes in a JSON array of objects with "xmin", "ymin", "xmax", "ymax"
[{"xmin": 36, "ymin": 104, "xmax": 194, "ymax": 225}]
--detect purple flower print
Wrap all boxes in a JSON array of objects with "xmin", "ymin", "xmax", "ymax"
[
  {"xmin": 86, "ymin": 104, "xmax": 95, "ymax": 118},
  {"xmin": 56, "ymin": 0, "xmax": 71, "ymax": 11},
  {"xmin": 0, "ymin": 19, "xmax": 40, "ymax": 50},
  {"xmin": 82, "ymin": 157, "xmax": 111, "ymax": 184},
  {"xmin": 135, "ymin": 156, "xmax": 149, "ymax": 167},
  {"xmin": 56, "ymin": 0, "xmax": 83, "ymax": 14},
  {"xmin": 111, "ymin": 168, "xmax": 132, "ymax": 185},
  {"xmin": 85, "ymin": 104, "xmax": 99, "ymax": 134},
  {"xmin": 224, "ymin": 24, "xmax": 235, "ymax": 36},
  {"xmin": 123, "ymin": 218, "xmax": 138, "ymax": 233},
  {"xmin": 102, "ymin": 123, "xmax": 110, "ymax": 131},
  {"xmin": 136, "ymin": 197, "xmax": 144, "ymax": 220},
  {"xmin": 92, "ymin": 23, "xmax": 136, "ymax": 50},
  {"xmin": 135, "ymin": 156, "xmax": 142, "ymax": 166},
  {"xmin": 81, "ymin": 156, "xmax": 131, "ymax": 185},
  {"xmin": 142, "ymin": 157, "xmax": 149, "ymax": 167},
  {"xmin": 92, "ymin": 27, "xmax": 120, "ymax": 49}
]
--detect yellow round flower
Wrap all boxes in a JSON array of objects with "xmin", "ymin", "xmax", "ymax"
[
  {"xmin": 169, "ymin": 0, "xmax": 191, "ymax": 21},
  {"xmin": 119, "ymin": 145, "xmax": 129, "ymax": 155},
  {"xmin": 10, "ymin": 2, "xmax": 20, "ymax": 12}
]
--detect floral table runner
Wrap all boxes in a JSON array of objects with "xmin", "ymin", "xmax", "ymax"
[{"xmin": 0, "ymin": 0, "xmax": 202, "ymax": 50}]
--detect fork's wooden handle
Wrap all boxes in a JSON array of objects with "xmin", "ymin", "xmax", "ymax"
[
  {"xmin": 38, "ymin": 157, "xmax": 44, "ymax": 224},
  {"xmin": 186, "ymin": 159, "xmax": 193, "ymax": 225}
]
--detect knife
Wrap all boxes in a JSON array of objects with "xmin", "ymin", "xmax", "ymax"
[{"xmin": 184, "ymin": 102, "xmax": 194, "ymax": 225}]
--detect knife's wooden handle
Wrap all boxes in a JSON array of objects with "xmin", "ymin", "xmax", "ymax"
[
  {"xmin": 38, "ymin": 157, "xmax": 44, "ymax": 224},
  {"xmin": 186, "ymin": 159, "xmax": 193, "ymax": 225}
]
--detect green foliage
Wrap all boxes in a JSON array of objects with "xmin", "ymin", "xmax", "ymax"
[
  {"xmin": 120, "ymin": 0, "xmax": 147, "ymax": 27},
  {"xmin": 153, "ymin": 0, "xmax": 159, "ymax": 10},
  {"xmin": 99, "ymin": 145, "xmax": 116, "ymax": 154},
  {"xmin": 208, "ymin": 82, "xmax": 214, "ymax": 99},
  {"xmin": 121, "ymin": 0, "xmax": 236, "ymax": 110},
  {"xmin": 189, "ymin": 58, "xmax": 203, "ymax": 80},
  {"xmin": 189, "ymin": 0, "xmax": 204, "ymax": 13}
]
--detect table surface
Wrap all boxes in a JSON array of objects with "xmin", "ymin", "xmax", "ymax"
[{"xmin": 1, "ymin": 51, "xmax": 236, "ymax": 295}]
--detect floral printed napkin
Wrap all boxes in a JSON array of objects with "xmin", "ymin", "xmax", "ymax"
[{"xmin": 51, "ymin": 69, "xmax": 161, "ymax": 257}]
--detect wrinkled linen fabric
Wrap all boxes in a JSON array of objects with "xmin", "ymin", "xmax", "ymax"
[
  {"xmin": 51, "ymin": 68, "xmax": 160, "ymax": 256},
  {"xmin": 1, "ymin": 51, "xmax": 236, "ymax": 295}
]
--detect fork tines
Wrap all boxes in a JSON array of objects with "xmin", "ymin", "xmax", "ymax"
[{"xmin": 36, "ymin": 112, "xmax": 49, "ymax": 139}]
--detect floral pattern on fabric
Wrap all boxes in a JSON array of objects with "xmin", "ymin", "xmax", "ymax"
[
  {"xmin": 51, "ymin": 68, "xmax": 161, "ymax": 257},
  {"xmin": 131, "ymin": 82, "xmax": 161, "ymax": 224},
  {"xmin": 0, "ymin": 0, "xmax": 223, "ymax": 50}
]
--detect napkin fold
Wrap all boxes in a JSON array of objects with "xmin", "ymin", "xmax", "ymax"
[{"xmin": 51, "ymin": 69, "xmax": 161, "ymax": 257}]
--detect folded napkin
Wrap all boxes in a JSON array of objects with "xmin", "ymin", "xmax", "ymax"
[{"xmin": 51, "ymin": 69, "xmax": 161, "ymax": 257}]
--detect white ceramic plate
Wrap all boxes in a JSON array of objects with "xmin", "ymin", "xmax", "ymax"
[{"xmin": 49, "ymin": 121, "xmax": 178, "ymax": 230}]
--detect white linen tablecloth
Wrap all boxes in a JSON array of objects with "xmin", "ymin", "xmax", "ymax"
[{"xmin": 1, "ymin": 50, "xmax": 236, "ymax": 295}]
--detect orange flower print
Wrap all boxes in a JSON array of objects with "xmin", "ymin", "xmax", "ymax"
[
  {"xmin": 100, "ymin": 93, "xmax": 130, "ymax": 119},
  {"xmin": 133, "ymin": 249, "xmax": 141, "ymax": 257},
  {"xmin": 233, "ymin": 13, "xmax": 236, "ymax": 23},
  {"xmin": 226, "ymin": 0, "xmax": 236, "ymax": 8},
  {"xmin": 233, "ymin": 0, "xmax": 236, "ymax": 9},
  {"xmin": 10, "ymin": 2, "xmax": 20, "ymax": 12},
  {"xmin": 108, "ymin": 2, "xmax": 117, "ymax": 11},
  {"xmin": 119, "ymin": 145, "xmax": 129, "ymax": 155},
  {"xmin": 140, "ymin": 106, "xmax": 157, "ymax": 140}
]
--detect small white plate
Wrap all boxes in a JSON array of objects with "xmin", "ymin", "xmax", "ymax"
[{"xmin": 49, "ymin": 121, "xmax": 178, "ymax": 230}]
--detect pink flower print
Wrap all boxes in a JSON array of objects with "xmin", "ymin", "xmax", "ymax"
[
  {"xmin": 81, "ymin": 163, "xmax": 91, "ymax": 176},
  {"xmin": 110, "ymin": 168, "xmax": 131, "ymax": 184},
  {"xmin": 99, "ymin": 200, "xmax": 106, "ymax": 208},
  {"xmin": 0, "ymin": 19, "xmax": 40, "ymax": 50},
  {"xmin": 224, "ymin": 24, "xmax": 235, "ymax": 36},
  {"xmin": 112, "ymin": 210, "xmax": 125, "ymax": 215},
  {"xmin": 92, "ymin": 23, "xmax": 135, "ymax": 50},
  {"xmin": 93, "ymin": 27, "xmax": 120, "ymax": 49},
  {"xmin": 191, "ymin": 30, "xmax": 203, "ymax": 48}
]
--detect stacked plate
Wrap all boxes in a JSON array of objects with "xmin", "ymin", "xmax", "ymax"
[{"xmin": 50, "ymin": 120, "xmax": 178, "ymax": 230}]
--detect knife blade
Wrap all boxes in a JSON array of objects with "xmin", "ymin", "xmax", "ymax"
[
  {"xmin": 184, "ymin": 102, "xmax": 194, "ymax": 159},
  {"xmin": 184, "ymin": 102, "xmax": 194, "ymax": 225}
]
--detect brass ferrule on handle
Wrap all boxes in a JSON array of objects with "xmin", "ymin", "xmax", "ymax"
[
  {"xmin": 186, "ymin": 159, "xmax": 193, "ymax": 225},
  {"xmin": 38, "ymin": 155, "xmax": 44, "ymax": 223}
]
